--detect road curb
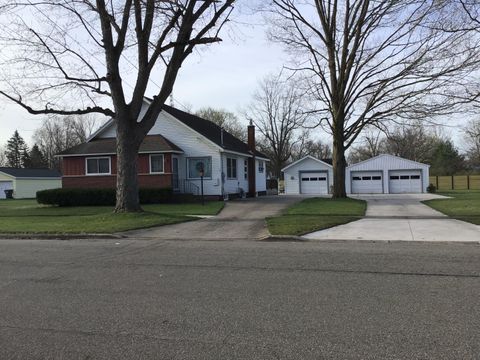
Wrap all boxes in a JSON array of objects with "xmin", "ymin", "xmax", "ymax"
[
  {"xmin": 264, "ymin": 235, "xmax": 480, "ymax": 245},
  {"xmin": 0, "ymin": 233, "xmax": 126, "ymax": 240}
]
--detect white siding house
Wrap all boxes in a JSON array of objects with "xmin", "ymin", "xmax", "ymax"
[
  {"xmin": 282, "ymin": 156, "xmax": 334, "ymax": 195},
  {"xmin": 346, "ymin": 154, "xmax": 430, "ymax": 194},
  {"xmin": 63, "ymin": 99, "xmax": 268, "ymax": 198}
]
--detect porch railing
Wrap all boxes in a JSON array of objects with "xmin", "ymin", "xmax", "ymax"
[{"xmin": 175, "ymin": 179, "xmax": 200, "ymax": 195}]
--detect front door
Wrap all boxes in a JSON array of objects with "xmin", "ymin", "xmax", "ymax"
[{"xmin": 172, "ymin": 157, "xmax": 179, "ymax": 191}]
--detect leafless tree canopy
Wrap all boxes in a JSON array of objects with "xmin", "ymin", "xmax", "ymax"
[
  {"xmin": 195, "ymin": 107, "xmax": 246, "ymax": 142},
  {"xmin": 0, "ymin": 0, "xmax": 235, "ymax": 211},
  {"xmin": 244, "ymin": 74, "xmax": 311, "ymax": 178},
  {"xmin": 33, "ymin": 115, "xmax": 102, "ymax": 169},
  {"xmin": 291, "ymin": 134, "xmax": 332, "ymax": 161},
  {"xmin": 266, "ymin": 0, "xmax": 480, "ymax": 196},
  {"xmin": 464, "ymin": 118, "xmax": 480, "ymax": 168}
]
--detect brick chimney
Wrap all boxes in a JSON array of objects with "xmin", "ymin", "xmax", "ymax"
[{"xmin": 247, "ymin": 120, "xmax": 256, "ymax": 197}]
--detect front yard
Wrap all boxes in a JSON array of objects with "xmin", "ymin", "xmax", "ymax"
[
  {"xmin": 423, "ymin": 190, "xmax": 480, "ymax": 225},
  {"xmin": 267, "ymin": 197, "xmax": 366, "ymax": 236},
  {"xmin": 0, "ymin": 200, "xmax": 224, "ymax": 234}
]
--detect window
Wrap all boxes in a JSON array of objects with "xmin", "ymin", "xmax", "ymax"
[
  {"xmin": 149, "ymin": 154, "xmax": 164, "ymax": 174},
  {"xmin": 352, "ymin": 176, "xmax": 361, "ymax": 181},
  {"xmin": 301, "ymin": 177, "xmax": 310, "ymax": 181},
  {"xmin": 227, "ymin": 158, "xmax": 237, "ymax": 179},
  {"xmin": 390, "ymin": 176, "xmax": 399, "ymax": 180},
  {"xmin": 411, "ymin": 175, "xmax": 420, "ymax": 179},
  {"xmin": 244, "ymin": 160, "xmax": 248, "ymax": 180},
  {"xmin": 310, "ymin": 177, "xmax": 318, "ymax": 181},
  {"xmin": 362, "ymin": 176, "xmax": 372, "ymax": 180},
  {"xmin": 372, "ymin": 176, "xmax": 381, "ymax": 180},
  {"xmin": 318, "ymin": 177, "xmax": 327, "ymax": 181},
  {"xmin": 258, "ymin": 160, "xmax": 264, "ymax": 173},
  {"xmin": 400, "ymin": 175, "xmax": 409, "ymax": 180},
  {"xmin": 187, "ymin": 157, "xmax": 212, "ymax": 179},
  {"xmin": 86, "ymin": 157, "xmax": 110, "ymax": 175}
]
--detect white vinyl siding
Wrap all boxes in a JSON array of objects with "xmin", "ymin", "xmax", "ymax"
[
  {"xmin": 86, "ymin": 157, "xmax": 110, "ymax": 175},
  {"xmin": 256, "ymin": 159, "xmax": 267, "ymax": 193},
  {"xmin": 150, "ymin": 154, "xmax": 164, "ymax": 174}
]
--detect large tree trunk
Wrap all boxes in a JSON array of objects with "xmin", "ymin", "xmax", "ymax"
[
  {"xmin": 115, "ymin": 119, "xmax": 142, "ymax": 212},
  {"xmin": 332, "ymin": 127, "xmax": 347, "ymax": 199}
]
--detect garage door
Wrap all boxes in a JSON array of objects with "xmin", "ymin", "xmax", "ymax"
[
  {"xmin": 300, "ymin": 172, "xmax": 328, "ymax": 194},
  {"xmin": 351, "ymin": 171, "xmax": 383, "ymax": 194},
  {"xmin": 0, "ymin": 181, "xmax": 13, "ymax": 199},
  {"xmin": 389, "ymin": 170, "xmax": 421, "ymax": 193}
]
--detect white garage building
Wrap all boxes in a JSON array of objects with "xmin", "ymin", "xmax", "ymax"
[
  {"xmin": 282, "ymin": 156, "xmax": 334, "ymax": 195},
  {"xmin": 0, "ymin": 168, "xmax": 62, "ymax": 199},
  {"xmin": 346, "ymin": 154, "xmax": 430, "ymax": 194}
]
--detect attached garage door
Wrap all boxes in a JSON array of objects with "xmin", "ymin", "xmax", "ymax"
[
  {"xmin": 300, "ymin": 172, "xmax": 328, "ymax": 194},
  {"xmin": 389, "ymin": 170, "xmax": 421, "ymax": 193},
  {"xmin": 351, "ymin": 171, "xmax": 383, "ymax": 194},
  {"xmin": 0, "ymin": 181, "xmax": 13, "ymax": 199}
]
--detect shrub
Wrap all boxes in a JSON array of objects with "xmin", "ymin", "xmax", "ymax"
[
  {"xmin": 427, "ymin": 183, "xmax": 437, "ymax": 193},
  {"xmin": 37, "ymin": 188, "xmax": 174, "ymax": 206}
]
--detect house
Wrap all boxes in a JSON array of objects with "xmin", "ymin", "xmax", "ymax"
[
  {"xmin": 0, "ymin": 168, "xmax": 62, "ymax": 199},
  {"xmin": 346, "ymin": 154, "xmax": 430, "ymax": 194},
  {"xmin": 281, "ymin": 156, "xmax": 334, "ymax": 195},
  {"xmin": 58, "ymin": 101, "xmax": 269, "ymax": 199},
  {"xmin": 281, "ymin": 154, "xmax": 430, "ymax": 195}
]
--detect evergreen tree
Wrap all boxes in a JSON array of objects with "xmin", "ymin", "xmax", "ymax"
[
  {"xmin": 5, "ymin": 130, "xmax": 28, "ymax": 168},
  {"xmin": 28, "ymin": 144, "xmax": 47, "ymax": 168}
]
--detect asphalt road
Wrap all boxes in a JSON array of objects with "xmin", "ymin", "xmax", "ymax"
[{"xmin": 0, "ymin": 238, "xmax": 479, "ymax": 360}]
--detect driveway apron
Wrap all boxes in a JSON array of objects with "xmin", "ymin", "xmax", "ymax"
[
  {"xmin": 304, "ymin": 194, "xmax": 480, "ymax": 242},
  {"xmin": 123, "ymin": 196, "xmax": 302, "ymax": 240}
]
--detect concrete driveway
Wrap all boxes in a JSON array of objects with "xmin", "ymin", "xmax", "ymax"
[
  {"xmin": 304, "ymin": 194, "xmax": 480, "ymax": 242},
  {"xmin": 124, "ymin": 195, "xmax": 302, "ymax": 240}
]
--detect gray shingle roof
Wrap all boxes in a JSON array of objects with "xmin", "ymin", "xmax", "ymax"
[
  {"xmin": 162, "ymin": 105, "xmax": 269, "ymax": 159},
  {"xmin": 58, "ymin": 135, "xmax": 183, "ymax": 156},
  {"xmin": 0, "ymin": 167, "xmax": 61, "ymax": 178}
]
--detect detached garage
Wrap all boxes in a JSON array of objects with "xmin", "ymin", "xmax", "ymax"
[
  {"xmin": 282, "ymin": 156, "xmax": 333, "ymax": 195},
  {"xmin": 0, "ymin": 168, "xmax": 62, "ymax": 199},
  {"xmin": 346, "ymin": 154, "xmax": 429, "ymax": 194}
]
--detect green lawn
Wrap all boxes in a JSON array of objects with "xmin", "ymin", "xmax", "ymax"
[
  {"xmin": 267, "ymin": 197, "xmax": 366, "ymax": 236},
  {"xmin": 0, "ymin": 199, "xmax": 224, "ymax": 234},
  {"xmin": 423, "ymin": 190, "xmax": 480, "ymax": 225}
]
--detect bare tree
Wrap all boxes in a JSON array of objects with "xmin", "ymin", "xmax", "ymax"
[
  {"xmin": 464, "ymin": 119, "xmax": 480, "ymax": 170},
  {"xmin": 0, "ymin": 146, "xmax": 7, "ymax": 166},
  {"xmin": 0, "ymin": 0, "xmax": 235, "ymax": 211},
  {"xmin": 33, "ymin": 115, "xmax": 100, "ymax": 170},
  {"xmin": 266, "ymin": 0, "xmax": 480, "ymax": 197},
  {"xmin": 195, "ymin": 107, "xmax": 246, "ymax": 141},
  {"xmin": 291, "ymin": 132, "xmax": 332, "ymax": 161},
  {"xmin": 347, "ymin": 130, "xmax": 385, "ymax": 164},
  {"xmin": 244, "ymin": 74, "xmax": 310, "ymax": 179}
]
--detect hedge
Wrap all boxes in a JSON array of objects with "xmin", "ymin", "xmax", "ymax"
[{"xmin": 37, "ymin": 188, "xmax": 174, "ymax": 206}]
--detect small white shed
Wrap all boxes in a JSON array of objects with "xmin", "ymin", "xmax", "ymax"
[
  {"xmin": 346, "ymin": 154, "xmax": 430, "ymax": 194},
  {"xmin": 0, "ymin": 168, "xmax": 62, "ymax": 199},
  {"xmin": 282, "ymin": 156, "xmax": 333, "ymax": 195}
]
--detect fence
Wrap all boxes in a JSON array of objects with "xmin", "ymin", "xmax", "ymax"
[{"xmin": 429, "ymin": 175, "xmax": 480, "ymax": 190}]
